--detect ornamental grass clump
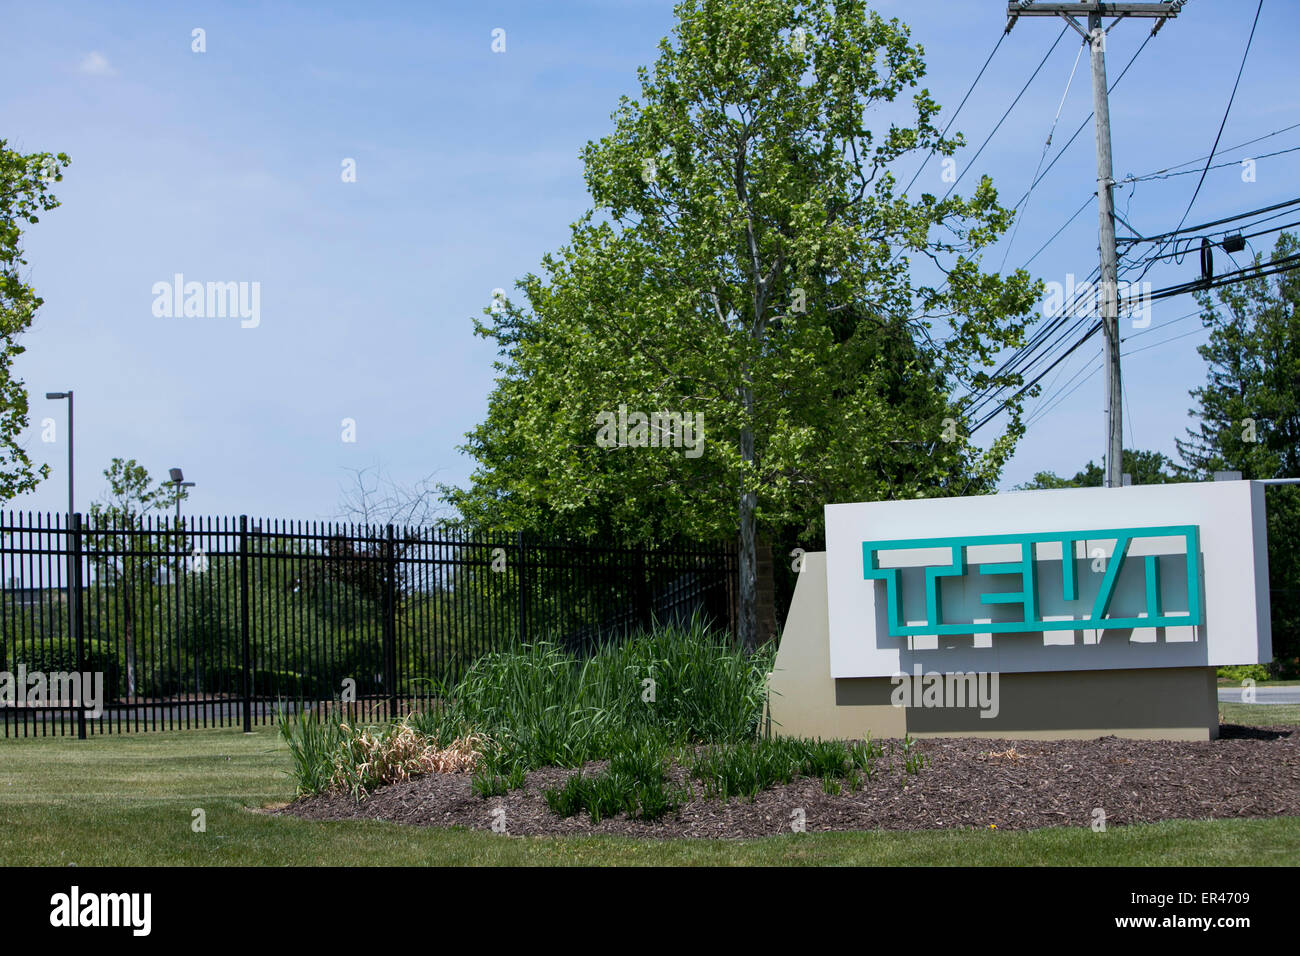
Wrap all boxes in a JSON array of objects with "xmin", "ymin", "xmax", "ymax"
[
  {"xmin": 327, "ymin": 722, "xmax": 485, "ymax": 800},
  {"xmin": 277, "ymin": 706, "xmax": 485, "ymax": 799},
  {"xmin": 542, "ymin": 728, "xmax": 689, "ymax": 822}
]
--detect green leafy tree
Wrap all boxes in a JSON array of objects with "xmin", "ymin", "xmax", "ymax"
[
  {"xmin": 87, "ymin": 458, "xmax": 187, "ymax": 696},
  {"xmin": 1175, "ymin": 233, "xmax": 1300, "ymax": 676},
  {"xmin": 1016, "ymin": 448, "xmax": 1185, "ymax": 490},
  {"xmin": 1175, "ymin": 233, "xmax": 1300, "ymax": 479},
  {"xmin": 449, "ymin": 0, "xmax": 1040, "ymax": 649},
  {"xmin": 0, "ymin": 142, "xmax": 69, "ymax": 497}
]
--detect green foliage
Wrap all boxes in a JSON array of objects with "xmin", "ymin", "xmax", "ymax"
[
  {"xmin": 11, "ymin": 637, "xmax": 123, "ymax": 697},
  {"xmin": 448, "ymin": 0, "xmax": 1040, "ymax": 552},
  {"xmin": 901, "ymin": 733, "xmax": 928, "ymax": 774},
  {"xmin": 1176, "ymin": 233, "xmax": 1300, "ymax": 481},
  {"xmin": 279, "ymin": 621, "xmax": 921, "ymax": 823},
  {"xmin": 542, "ymin": 728, "xmax": 689, "ymax": 822},
  {"xmin": 1264, "ymin": 487, "xmax": 1300, "ymax": 678},
  {"xmin": 276, "ymin": 706, "xmax": 354, "ymax": 797},
  {"xmin": 689, "ymin": 735, "xmax": 884, "ymax": 802},
  {"xmin": 83, "ymin": 458, "xmax": 192, "ymax": 697},
  {"xmin": 1016, "ymin": 448, "xmax": 1186, "ymax": 490},
  {"xmin": 1216, "ymin": 664, "xmax": 1270, "ymax": 682},
  {"xmin": 1173, "ymin": 233, "xmax": 1300, "ymax": 677},
  {"xmin": 415, "ymin": 615, "xmax": 775, "ymax": 778},
  {"xmin": 0, "ymin": 141, "xmax": 69, "ymax": 498}
]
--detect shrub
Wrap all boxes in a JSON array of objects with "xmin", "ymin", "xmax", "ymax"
[
  {"xmin": 542, "ymin": 729, "xmax": 688, "ymax": 822},
  {"xmin": 326, "ymin": 722, "xmax": 482, "ymax": 799},
  {"xmin": 691, "ymin": 735, "xmax": 884, "ymax": 802},
  {"xmin": 13, "ymin": 638, "xmax": 123, "ymax": 699},
  {"xmin": 413, "ymin": 614, "xmax": 774, "ymax": 780},
  {"xmin": 1217, "ymin": 664, "xmax": 1270, "ymax": 683},
  {"xmin": 276, "ymin": 706, "xmax": 483, "ymax": 799},
  {"xmin": 280, "ymin": 616, "xmax": 912, "ymax": 821},
  {"xmin": 278, "ymin": 706, "xmax": 352, "ymax": 796}
]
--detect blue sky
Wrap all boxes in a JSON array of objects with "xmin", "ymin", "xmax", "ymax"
[{"xmin": 2, "ymin": 0, "xmax": 1297, "ymax": 522}]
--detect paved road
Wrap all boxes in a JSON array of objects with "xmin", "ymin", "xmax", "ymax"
[{"xmin": 1217, "ymin": 684, "xmax": 1300, "ymax": 705}]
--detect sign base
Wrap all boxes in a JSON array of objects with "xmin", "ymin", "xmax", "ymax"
[{"xmin": 767, "ymin": 552, "xmax": 1220, "ymax": 742}]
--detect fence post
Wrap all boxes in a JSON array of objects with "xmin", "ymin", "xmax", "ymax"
[
  {"xmin": 240, "ymin": 515, "xmax": 252, "ymax": 733},
  {"xmin": 635, "ymin": 544, "xmax": 651, "ymax": 634},
  {"xmin": 516, "ymin": 530, "xmax": 527, "ymax": 642},
  {"xmin": 71, "ymin": 512, "xmax": 86, "ymax": 740},
  {"xmin": 383, "ymin": 524, "xmax": 397, "ymax": 719}
]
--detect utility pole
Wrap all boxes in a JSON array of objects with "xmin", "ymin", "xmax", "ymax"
[{"xmin": 1006, "ymin": 2, "xmax": 1183, "ymax": 487}]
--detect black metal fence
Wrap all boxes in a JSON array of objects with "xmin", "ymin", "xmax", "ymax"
[{"xmin": 0, "ymin": 512, "xmax": 736, "ymax": 737}]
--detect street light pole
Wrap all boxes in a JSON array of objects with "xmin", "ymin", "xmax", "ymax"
[
  {"xmin": 168, "ymin": 468, "xmax": 197, "ymax": 697},
  {"xmin": 46, "ymin": 390, "xmax": 82, "ymax": 738},
  {"xmin": 45, "ymin": 391, "xmax": 73, "ymax": 518},
  {"xmin": 168, "ymin": 467, "xmax": 195, "ymax": 529}
]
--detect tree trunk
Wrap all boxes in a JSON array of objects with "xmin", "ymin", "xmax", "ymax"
[
  {"xmin": 738, "ymin": 385, "xmax": 758, "ymax": 652},
  {"xmin": 123, "ymin": 591, "xmax": 136, "ymax": 698}
]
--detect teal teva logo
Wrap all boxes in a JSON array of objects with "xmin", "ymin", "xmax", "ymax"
[{"xmin": 863, "ymin": 525, "xmax": 1202, "ymax": 637}]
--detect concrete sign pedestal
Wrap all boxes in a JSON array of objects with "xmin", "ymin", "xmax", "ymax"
[{"xmin": 767, "ymin": 482, "xmax": 1271, "ymax": 741}]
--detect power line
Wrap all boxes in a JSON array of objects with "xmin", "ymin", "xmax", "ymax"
[
  {"xmin": 1130, "ymin": 0, "xmax": 1265, "ymax": 285},
  {"xmin": 1120, "ymin": 305, "xmax": 1202, "ymax": 341},
  {"xmin": 1005, "ymin": 3, "xmax": 1182, "ymax": 485},
  {"xmin": 965, "ymin": 249, "xmax": 1152, "ymax": 425},
  {"xmin": 1118, "ymin": 196, "xmax": 1300, "ymax": 246},
  {"xmin": 998, "ymin": 38, "xmax": 1087, "ymax": 272},
  {"xmin": 1122, "ymin": 322, "xmax": 1208, "ymax": 357},
  {"xmin": 1123, "ymin": 216, "xmax": 1300, "ymax": 266},
  {"xmin": 1168, "ymin": 0, "xmax": 1264, "ymax": 230},
  {"xmin": 1024, "ymin": 345, "xmax": 1102, "ymax": 427},
  {"xmin": 1120, "ymin": 120, "xmax": 1300, "ymax": 183},
  {"xmin": 1119, "ymin": 143, "xmax": 1300, "ymax": 186},
  {"xmin": 990, "ymin": 239, "xmax": 1300, "ymax": 432},
  {"xmin": 970, "ymin": 320, "xmax": 1103, "ymax": 433},
  {"xmin": 963, "ymin": 18, "xmax": 1169, "ymax": 405},
  {"xmin": 1125, "ymin": 250, "xmax": 1300, "ymax": 305},
  {"xmin": 1021, "ymin": 193, "xmax": 1094, "ymax": 268},
  {"xmin": 942, "ymin": 24, "xmax": 1070, "ymax": 201},
  {"xmin": 959, "ymin": 267, "xmax": 1102, "ymax": 417},
  {"xmin": 1022, "ymin": 317, "xmax": 1212, "ymax": 430},
  {"xmin": 1010, "ymin": 27, "xmax": 1159, "ymax": 212},
  {"xmin": 901, "ymin": 30, "xmax": 1009, "ymax": 198}
]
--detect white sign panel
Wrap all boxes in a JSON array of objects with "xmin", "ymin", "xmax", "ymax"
[{"xmin": 824, "ymin": 481, "xmax": 1271, "ymax": 678}]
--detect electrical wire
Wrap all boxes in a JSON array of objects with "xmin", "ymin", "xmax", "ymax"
[
  {"xmin": 1118, "ymin": 196, "xmax": 1300, "ymax": 247},
  {"xmin": 1119, "ymin": 143, "xmax": 1300, "ymax": 186},
  {"xmin": 941, "ymin": 24, "xmax": 1070, "ymax": 202},
  {"xmin": 1120, "ymin": 121, "xmax": 1300, "ymax": 183},
  {"xmin": 998, "ymin": 38, "xmax": 1087, "ymax": 272},
  {"xmin": 1125, "ymin": 250, "xmax": 1300, "ymax": 305},
  {"xmin": 954, "ymin": 29, "xmax": 1164, "ymax": 419},
  {"xmin": 1130, "ymin": 0, "xmax": 1266, "ymax": 286},
  {"xmin": 901, "ymin": 30, "xmax": 1008, "ymax": 198},
  {"xmin": 1011, "ymin": 29, "xmax": 1158, "ymax": 210}
]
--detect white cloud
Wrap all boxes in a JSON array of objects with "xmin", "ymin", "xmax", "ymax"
[{"xmin": 78, "ymin": 51, "xmax": 117, "ymax": 77}]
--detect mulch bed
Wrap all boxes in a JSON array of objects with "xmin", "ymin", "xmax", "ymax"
[{"xmin": 274, "ymin": 724, "xmax": 1300, "ymax": 839}]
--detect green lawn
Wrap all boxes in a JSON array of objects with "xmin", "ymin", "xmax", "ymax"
[
  {"xmin": 0, "ymin": 725, "xmax": 1296, "ymax": 865},
  {"xmin": 1219, "ymin": 702, "xmax": 1300, "ymax": 725}
]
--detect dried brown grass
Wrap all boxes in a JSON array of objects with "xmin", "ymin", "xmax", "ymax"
[{"xmin": 328, "ymin": 722, "xmax": 486, "ymax": 796}]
